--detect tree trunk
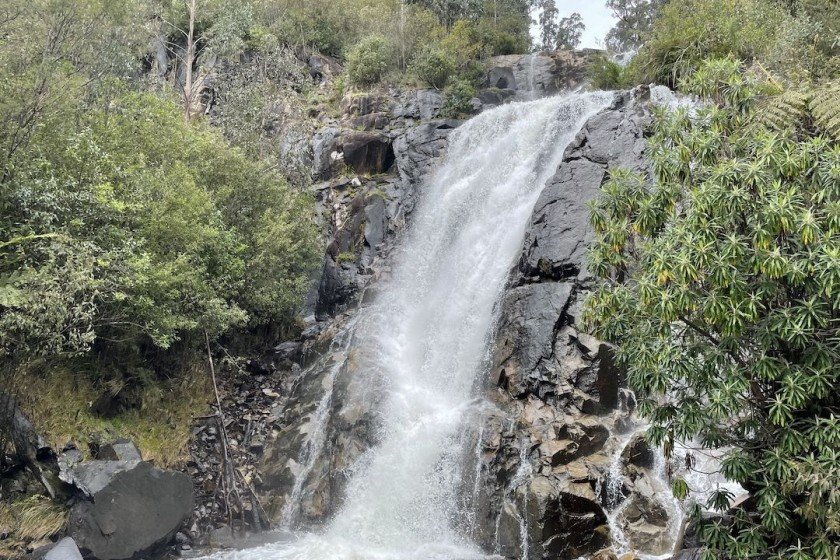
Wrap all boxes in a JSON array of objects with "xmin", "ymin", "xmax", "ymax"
[{"xmin": 0, "ymin": 391, "xmax": 60, "ymax": 499}]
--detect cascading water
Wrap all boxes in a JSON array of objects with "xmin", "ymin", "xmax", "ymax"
[{"xmin": 204, "ymin": 91, "xmax": 612, "ymax": 560}]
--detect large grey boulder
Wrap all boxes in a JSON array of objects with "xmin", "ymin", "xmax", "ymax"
[{"xmin": 66, "ymin": 460, "xmax": 193, "ymax": 560}]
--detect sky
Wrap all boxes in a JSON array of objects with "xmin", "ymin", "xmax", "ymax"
[{"xmin": 532, "ymin": 1, "xmax": 618, "ymax": 49}]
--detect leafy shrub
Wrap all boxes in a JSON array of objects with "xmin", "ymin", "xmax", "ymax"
[
  {"xmin": 346, "ymin": 35, "xmax": 393, "ymax": 86},
  {"xmin": 631, "ymin": 0, "xmax": 788, "ymax": 86},
  {"xmin": 411, "ymin": 47, "xmax": 456, "ymax": 89},
  {"xmin": 440, "ymin": 80, "xmax": 476, "ymax": 117},
  {"xmin": 586, "ymin": 54, "xmax": 628, "ymax": 90},
  {"xmin": 585, "ymin": 58, "xmax": 840, "ymax": 560}
]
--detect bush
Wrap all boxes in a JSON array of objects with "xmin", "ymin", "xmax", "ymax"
[
  {"xmin": 346, "ymin": 35, "xmax": 394, "ymax": 86},
  {"xmin": 411, "ymin": 47, "xmax": 456, "ymax": 89},
  {"xmin": 585, "ymin": 58, "xmax": 840, "ymax": 559},
  {"xmin": 631, "ymin": 0, "xmax": 788, "ymax": 86},
  {"xmin": 440, "ymin": 80, "xmax": 476, "ymax": 117},
  {"xmin": 586, "ymin": 55, "xmax": 628, "ymax": 90}
]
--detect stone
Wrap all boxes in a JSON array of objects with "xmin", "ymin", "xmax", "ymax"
[
  {"xmin": 338, "ymin": 131, "xmax": 395, "ymax": 175},
  {"xmin": 621, "ymin": 435, "xmax": 656, "ymax": 470},
  {"xmin": 519, "ymin": 90, "xmax": 649, "ymax": 282},
  {"xmin": 30, "ymin": 537, "xmax": 83, "ymax": 560},
  {"xmin": 392, "ymin": 89, "xmax": 443, "ymax": 120},
  {"xmin": 96, "ymin": 439, "xmax": 142, "ymax": 462},
  {"xmin": 209, "ymin": 525, "xmax": 235, "ymax": 548},
  {"xmin": 312, "ymin": 127, "xmax": 340, "ymax": 179},
  {"xmin": 591, "ymin": 549, "xmax": 618, "ymax": 560},
  {"xmin": 492, "ymin": 282, "xmax": 574, "ymax": 397},
  {"xmin": 307, "ymin": 53, "xmax": 342, "ymax": 83},
  {"xmin": 67, "ymin": 461, "xmax": 193, "ymax": 560}
]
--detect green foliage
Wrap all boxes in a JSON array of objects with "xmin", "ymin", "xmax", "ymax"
[
  {"xmin": 605, "ymin": 0, "xmax": 667, "ymax": 52},
  {"xmin": 586, "ymin": 54, "xmax": 629, "ymax": 90},
  {"xmin": 754, "ymin": 80, "xmax": 840, "ymax": 140},
  {"xmin": 585, "ymin": 57, "xmax": 840, "ymax": 558},
  {"xmin": 346, "ymin": 35, "xmax": 394, "ymax": 86},
  {"xmin": 440, "ymin": 80, "xmax": 477, "ymax": 117},
  {"xmin": 1, "ymin": 90, "xmax": 319, "ymax": 360},
  {"xmin": 556, "ymin": 12, "xmax": 585, "ymax": 50},
  {"xmin": 411, "ymin": 47, "xmax": 456, "ymax": 89},
  {"xmin": 631, "ymin": 0, "xmax": 787, "ymax": 86}
]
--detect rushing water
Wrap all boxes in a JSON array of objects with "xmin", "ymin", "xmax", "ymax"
[{"xmin": 203, "ymin": 92, "xmax": 613, "ymax": 560}]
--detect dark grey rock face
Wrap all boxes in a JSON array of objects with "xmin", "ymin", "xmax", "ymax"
[
  {"xmin": 473, "ymin": 88, "xmax": 667, "ymax": 560},
  {"xmin": 67, "ymin": 461, "xmax": 193, "ymax": 560},
  {"xmin": 338, "ymin": 131, "xmax": 395, "ymax": 175},
  {"xmin": 520, "ymin": 91, "xmax": 649, "ymax": 283}
]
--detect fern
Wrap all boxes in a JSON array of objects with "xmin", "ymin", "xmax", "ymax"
[
  {"xmin": 810, "ymin": 81, "xmax": 840, "ymax": 140},
  {"xmin": 754, "ymin": 81, "xmax": 840, "ymax": 141},
  {"xmin": 754, "ymin": 89, "xmax": 809, "ymax": 132}
]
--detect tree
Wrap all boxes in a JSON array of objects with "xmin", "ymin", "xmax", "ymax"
[
  {"xmin": 537, "ymin": 0, "xmax": 559, "ymax": 52},
  {"xmin": 154, "ymin": 0, "xmax": 252, "ymax": 121},
  {"xmin": 604, "ymin": 0, "xmax": 666, "ymax": 52},
  {"xmin": 556, "ymin": 12, "xmax": 584, "ymax": 50},
  {"xmin": 585, "ymin": 58, "xmax": 840, "ymax": 559}
]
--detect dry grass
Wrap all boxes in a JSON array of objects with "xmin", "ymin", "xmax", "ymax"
[
  {"xmin": 18, "ymin": 359, "xmax": 212, "ymax": 468},
  {"xmin": 12, "ymin": 496, "xmax": 66, "ymax": 541}
]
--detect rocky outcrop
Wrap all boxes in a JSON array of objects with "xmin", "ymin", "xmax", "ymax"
[
  {"xmin": 485, "ymin": 50, "xmax": 603, "ymax": 99},
  {"xmin": 469, "ymin": 88, "xmax": 683, "ymax": 560}
]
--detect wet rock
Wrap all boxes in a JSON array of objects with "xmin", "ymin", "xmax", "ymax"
[
  {"xmin": 67, "ymin": 461, "xmax": 193, "ymax": 560},
  {"xmin": 519, "ymin": 90, "xmax": 649, "ymax": 282},
  {"xmin": 551, "ymin": 420, "xmax": 610, "ymax": 465},
  {"xmin": 209, "ymin": 525, "xmax": 235, "ymax": 548},
  {"xmin": 392, "ymin": 119, "xmax": 459, "ymax": 205},
  {"xmin": 477, "ymin": 88, "xmax": 516, "ymax": 107},
  {"xmin": 541, "ymin": 491, "xmax": 610, "ymax": 559},
  {"xmin": 621, "ymin": 435, "xmax": 655, "ymax": 470},
  {"xmin": 492, "ymin": 282, "xmax": 574, "ymax": 397},
  {"xmin": 274, "ymin": 341, "xmax": 302, "ymax": 361},
  {"xmin": 590, "ymin": 549, "xmax": 618, "ymax": 560}
]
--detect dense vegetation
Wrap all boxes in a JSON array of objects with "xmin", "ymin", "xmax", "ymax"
[
  {"xmin": 586, "ymin": 1, "xmax": 840, "ymax": 558},
  {"xmin": 0, "ymin": 0, "xmax": 539, "ymax": 481}
]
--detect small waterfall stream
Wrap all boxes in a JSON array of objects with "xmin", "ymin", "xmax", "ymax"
[{"xmin": 205, "ymin": 91, "xmax": 612, "ymax": 559}]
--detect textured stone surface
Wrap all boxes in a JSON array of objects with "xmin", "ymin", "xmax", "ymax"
[{"xmin": 67, "ymin": 461, "xmax": 193, "ymax": 560}]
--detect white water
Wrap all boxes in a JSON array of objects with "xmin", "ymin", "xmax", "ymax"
[{"xmin": 203, "ymin": 92, "xmax": 612, "ymax": 560}]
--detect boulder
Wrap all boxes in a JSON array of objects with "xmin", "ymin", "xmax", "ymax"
[
  {"xmin": 621, "ymin": 435, "xmax": 656, "ymax": 470},
  {"xmin": 67, "ymin": 461, "xmax": 193, "ymax": 560},
  {"xmin": 307, "ymin": 53, "xmax": 342, "ymax": 83},
  {"xmin": 542, "ymin": 491, "xmax": 610, "ymax": 559},
  {"xmin": 95, "ymin": 439, "xmax": 141, "ymax": 462}
]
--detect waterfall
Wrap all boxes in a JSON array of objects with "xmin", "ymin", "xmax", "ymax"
[{"xmin": 203, "ymin": 91, "xmax": 612, "ymax": 560}]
